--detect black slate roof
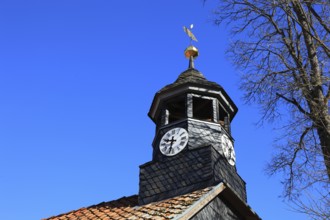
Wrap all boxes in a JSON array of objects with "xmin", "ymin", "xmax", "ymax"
[{"xmin": 157, "ymin": 68, "xmax": 222, "ymax": 94}]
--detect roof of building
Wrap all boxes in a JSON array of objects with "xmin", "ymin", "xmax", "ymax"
[
  {"xmin": 157, "ymin": 68, "xmax": 222, "ymax": 94},
  {"xmin": 43, "ymin": 186, "xmax": 213, "ymax": 220},
  {"xmin": 43, "ymin": 183, "xmax": 260, "ymax": 220}
]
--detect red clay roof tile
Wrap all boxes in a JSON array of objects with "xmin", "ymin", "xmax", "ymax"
[{"xmin": 43, "ymin": 187, "xmax": 213, "ymax": 220}]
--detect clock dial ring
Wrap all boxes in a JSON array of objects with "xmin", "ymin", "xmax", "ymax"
[
  {"xmin": 221, "ymin": 134, "xmax": 236, "ymax": 166},
  {"xmin": 159, "ymin": 127, "xmax": 189, "ymax": 156}
]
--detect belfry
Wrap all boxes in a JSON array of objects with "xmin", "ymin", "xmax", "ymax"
[
  {"xmin": 139, "ymin": 27, "xmax": 244, "ymax": 205},
  {"xmin": 44, "ymin": 27, "xmax": 261, "ymax": 220}
]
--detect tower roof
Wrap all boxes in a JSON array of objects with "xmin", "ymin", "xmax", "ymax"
[
  {"xmin": 148, "ymin": 67, "xmax": 238, "ymax": 123},
  {"xmin": 158, "ymin": 68, "xmax": 222, "ymax": 94}
]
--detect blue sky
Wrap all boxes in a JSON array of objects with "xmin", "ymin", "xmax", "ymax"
[{"xmin": 0, "ymin": 1, "xmax": 308, "ymax": 219}]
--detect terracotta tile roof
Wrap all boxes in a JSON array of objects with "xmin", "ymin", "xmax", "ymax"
[{"xmin": 43, "ymin": 186, "xmax": 214, "ymax": 220}]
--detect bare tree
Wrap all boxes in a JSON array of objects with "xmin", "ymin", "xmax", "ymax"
[{"xmin": 205, "ymin": 0, "xmax": 330, "ymax": 218}]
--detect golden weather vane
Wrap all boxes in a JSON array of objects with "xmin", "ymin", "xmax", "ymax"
[
  {"xmin": 183, "ymin": 24, "xmax": 199, "ymax": 67},
  {"xmin": 183, "ymin": 24, "xmax": 198, "ymax": 43}
]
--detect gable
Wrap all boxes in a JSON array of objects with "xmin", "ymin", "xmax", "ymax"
[{"xmin": 191, "ymin": 196, "xmax": 242, "ymax": 220}]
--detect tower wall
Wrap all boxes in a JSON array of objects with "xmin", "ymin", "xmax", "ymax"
[
  {"xmin": 139, "ymin": 144, "xmax": 246, "ymax": 205},
  {"xmin": 152, "ymin": 119, "xmax": 229, "ymax": 161}
]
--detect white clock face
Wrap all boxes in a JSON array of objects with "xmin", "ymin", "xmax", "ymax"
[
  {"xmin": 221, "ymin": 134, "xmax": 236, "ymax": 166},
  {"xmin": 159, "ymin": 127, "xmax": 189, "ymax": 156}
]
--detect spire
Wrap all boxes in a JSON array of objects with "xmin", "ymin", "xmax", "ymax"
[
  {"xmin": 183, "ymin": 24, "xmax": 199, "ymax": 69},
  {"xmin": 189, "ymin": 56, "xmax": 194, "ymax": 69}
]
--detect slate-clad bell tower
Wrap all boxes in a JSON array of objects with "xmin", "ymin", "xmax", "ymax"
[
  {"xmin": 138, "ymin": 30, "xmax": 246, "ymax": 206},
  {"xmin": 42, "ymin": 26, "xmax": 261, "ymax": 220}
]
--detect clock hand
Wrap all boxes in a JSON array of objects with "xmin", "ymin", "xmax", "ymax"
[
  {"xmin": 169, "ymin": 141, "xmax": 173, "ymax": 153},
  {"xmin": 168, "ymin": 136, "xmax": 176, "ymax": 154}
]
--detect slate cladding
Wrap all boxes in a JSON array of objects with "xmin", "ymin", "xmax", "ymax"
[
  {"xmin": 143, "ymin": 118, "xmax": 246, "ymax": 205},
  {"xmin": 139, "ymin": 146, "xmax": 213, "ymax": 205},
  {"xmin": 152, "ymin": 119, "xmax": 232, "ymax": 163},
  {"xmin": 191, "ymin": 196, "xmax": 241, "ymax": 220},
  {"xmin": 158, "ymin": 68, "xmax": 222, "ymax": 93},
  {"xmin": 140, "ymin": 136, "xmax": 246, "ymax": 205}
]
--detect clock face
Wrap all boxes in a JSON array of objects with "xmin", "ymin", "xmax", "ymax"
[
  {"xmin": 159, "ymin": 127, "xmax": 189, "ymax": 156},
  {"xmin": 221, "ymin": 134, "xmax": 236, "ymax": 166}
]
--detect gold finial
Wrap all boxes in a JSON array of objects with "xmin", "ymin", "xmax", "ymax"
[
  {"xmin": 183, "ymin": 24, "xmax": 199, "ymax": 68},
  {"xmin": 184, "ymin": 45, "xmax": 199, "ymax": 59}
]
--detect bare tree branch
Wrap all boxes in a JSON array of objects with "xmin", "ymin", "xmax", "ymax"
[
  {"xmin": 276, "ymin": 92, "xmax": 311, "ymax": 116},
  {"xmin": 205, "ymin": 0, "xmax": 330, "ymax": 218}
]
